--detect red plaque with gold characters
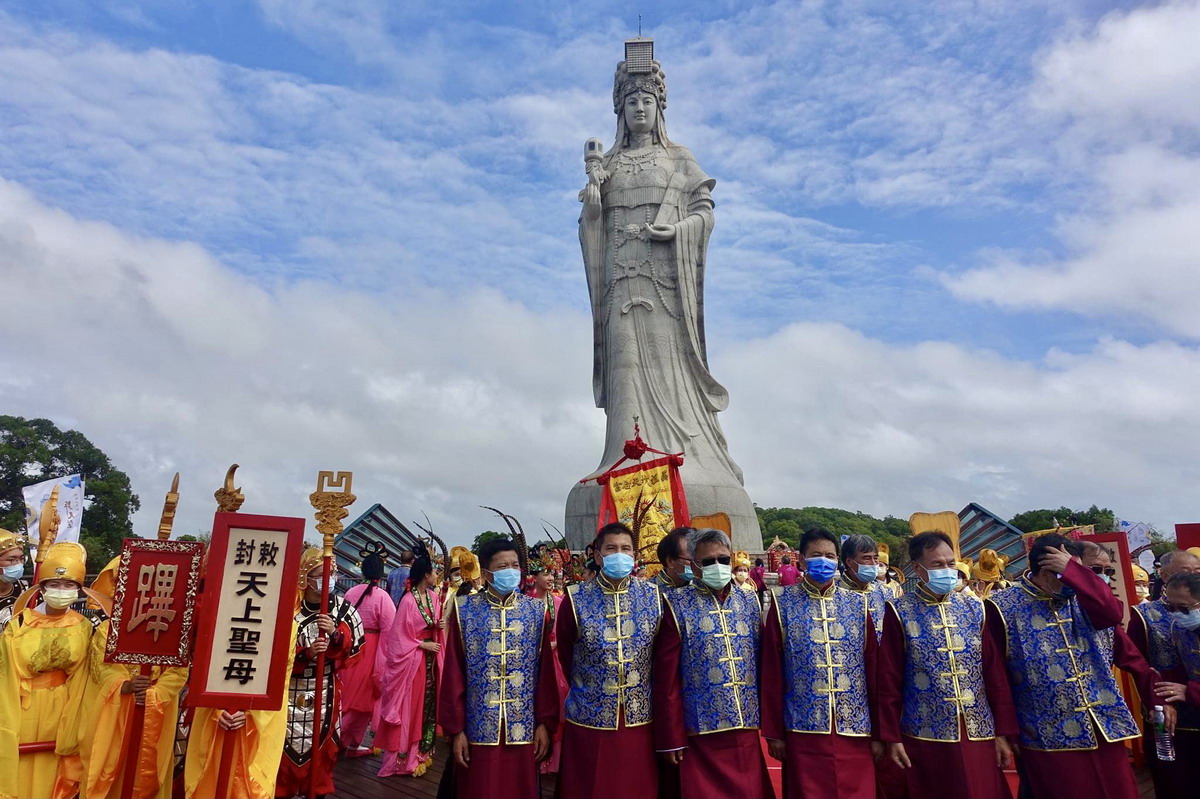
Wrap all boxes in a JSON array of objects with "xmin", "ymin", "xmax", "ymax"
[
  {"xmin": 105, "ymin": 538, "xmax": 205, "ymax": 667},
  {"xmin": 189, "ymin": 511, "xmax": 306, "ymax": 711}
]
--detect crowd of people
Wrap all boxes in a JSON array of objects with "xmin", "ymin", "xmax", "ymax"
[{"xmin": 1, "ymin": 523, "xmax": 1199, "ymax": 799}]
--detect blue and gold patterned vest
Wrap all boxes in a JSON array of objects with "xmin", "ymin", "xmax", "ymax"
[
  {"xmin": 456, "ymin": 590, "xmax": 546, "ymax": 745},
  {"xmin": 890, "ymin": 587, "xmax": 996, "ymax": 742},
  {"xmin": 989, "ymin": 578, "xmax": 1139, "ymax": 750},
  {"xmin": 839, "ymin": 574, "xmax": 886, "ymax": 642},
  {"xmin": 1170, "ymin": 622, "xmax": 1200, "ymax": 732},
  {"xmin": 1133, "ymin": 599, "xmax": 1181, "ymax": 671},
  {"xmin": 776, "ymin": 581, "xmax": 872, "ymax": 736},
  {"xmin": 564, "ymin": 576, "xmax": 661, "ymax": 729},
  {"xmin": 664, "ymin": 583, "xmax": 760, "ymax": 735}
]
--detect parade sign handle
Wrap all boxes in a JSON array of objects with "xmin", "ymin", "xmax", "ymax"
[{"xmin": 189, "ymin": 512, "xmax": 306, "ymax": 710}]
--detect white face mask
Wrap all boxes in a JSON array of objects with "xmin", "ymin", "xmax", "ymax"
[
  {"xmin": 1135, "ymin": 585, "xmax": 1150, "ymax": 598},
  {"xmin": 43, "ymin": 587, "xmax": 78, "ymax": 609}
]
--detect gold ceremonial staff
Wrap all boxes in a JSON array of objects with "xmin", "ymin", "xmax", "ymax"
[
  {"xmin": 31, "ymin": 485, "xmax": 61, "ymax": 583},
  {"xmin": 308, "ymin": 471, "xmax": 355, "ymax": 799}
]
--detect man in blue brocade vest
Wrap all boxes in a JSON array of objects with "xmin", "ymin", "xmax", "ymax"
[
  {"xmin": 653, "ymin": 528, "xmax": 771, "ymax": 799},
  {"xmin": 878, "ymin": 531, "xmax": 1016, "ymax": 799},
  {"xmin": 1154, "ymin": 571, "xmax": 1200, "ymax": 781},
  {"xmin": 986, "ymin": 533, "xmax": 1140, "ymax": 799},
  {"xmin": 556, "ymin": 522, "xmax": 662, "ymax": 799},
  {"xmin": 761, "ymin": 528, "xmax": 880, "ymax": 799},
  {"xmin": 651, "ymin": 527, "xmax": 694, "ymax": 591},
  {"xmin": 438, "ymin": 538, "xmax": 560, "ymax": 799},
  {"xmin": 1130, "ymin": 549, "xmax": 1200, "ymax": 799}
]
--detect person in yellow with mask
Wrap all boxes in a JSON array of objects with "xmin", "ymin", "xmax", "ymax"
[
  {"xmin": 81, "ymin": 557, "xmax": 189, "ymax": 799},
  {"xmin": 0, "ymin": 541, "xmax": 100, "ymax": 799}
]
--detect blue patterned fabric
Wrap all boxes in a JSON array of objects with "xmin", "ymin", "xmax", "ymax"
[
  {"xmin": 665, "ymin": 584, "xmax": 760, "ymax": 735},
  {"xmin": 457, "ymin": 591, "xmax": 546, "ymax": 745},
  {"xmin": 1134, "ymin": 599, "xmax": 1181, "ymax": 671},
  {"xmin": 564, "ymin": 576, "xmax": 661, "ymax": 729},
  {"xmin": 839, "ymin": 574, "xmax": 886, "ymax": 642},
  {"xmin": 776, "ymin": 582, "xmax": 872, "ymax": 735},
  {"xmin": 1170, "ymin": 623, "xmax": 1200, "ymax": 732},
  {"xmin": 890, "ymin": 587, "xmax": 996, "ymax": 742},
  {"xmin": 989, "ymin": 578, "xmax": 1139, "ymax": 750}
]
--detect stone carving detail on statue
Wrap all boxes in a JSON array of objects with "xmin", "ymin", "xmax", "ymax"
[{"xmin": 565, "ymin": 38, "xmax": 763, "ymax": 551}]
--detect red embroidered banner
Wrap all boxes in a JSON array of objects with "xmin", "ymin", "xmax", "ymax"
[{"xmin": 105, "ymin": 538, "xmax": 205, "ymax": 667}]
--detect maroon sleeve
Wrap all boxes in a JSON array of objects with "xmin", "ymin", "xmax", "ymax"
[
  {"xmin": 865, "ymin": 610, "xmax": 880, "ymax": 738},
  {"xmin": 759, "ymin": 602, "xmax": 785, "ymax": 741},
  {"xmin": 1187, "ymin": 680, "xmax": 1200, "ymax": 708},
  {"xmin": 555, "ymin": 591, "xmax": 577, "ymax": 682},
  {"xmin": 983, "ymin": 600, "xmax": 1018, "ymax": 738},
  {"xmin": 1060, "ymin": 560, "xmax": 1123, "ymax": 630},
  {"xmin": 1112, "ymin": 626, "xmax": 1159, "ymax": 706},
  {"xmin": 437, "ymin": 605, "xmax": 468, "ymax": 736},
  {"xmin": 535, "ymin": 611, "xmax": 560, "ymax": 734},
  {"xmin": 652, "ymin": 605, "xmax": 687, "ymax": 751},
  {"xmin": 877, "ymin": 603, "xmax": 905, "ymax": 742},
  {"xmin": 1126, "ymin": 606, "xmax": 1151, "ymax": 660}
]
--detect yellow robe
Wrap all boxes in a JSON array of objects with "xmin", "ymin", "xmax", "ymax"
[
  {"xmin": 183, "ymin": 620, "xmax": 297, "ymax": 799},
  {"xmin": 0, "ymin": 607, "xmax": 96, "ymax": 799},
  {"xmin": 81, "ymin": 620, "xmax": 188, "ymax": 799}
]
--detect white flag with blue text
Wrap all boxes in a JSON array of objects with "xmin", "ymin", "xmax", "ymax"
[{"xmin": 22, "ymin": 474, "xmax": 86, "ymax": 556}]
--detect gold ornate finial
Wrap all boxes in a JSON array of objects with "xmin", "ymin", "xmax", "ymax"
[
  {"xmin": 214, "ymin": 464, "xmax": 245, "ymax": 513},
  {"xmin": 157, "ymin": 472, "xmax": 181, "ymax": 540},
  {"xmin": 309, "ymin": 471, "xmax": 355, "ymax": 557},
  {"xmin": 36, "ymin": 485, "xmax": 62, "ymax": 564}
]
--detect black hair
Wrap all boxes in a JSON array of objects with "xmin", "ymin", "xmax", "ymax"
[
  {"xmin": 478, "ymin": 537, "xmax": 519, "ymax": 572},
  {"xmin": 595, "ymin": 522, "xmax": 634, "ymax": 551},
  {"xmin": 1167, "ymin": 572, "xmax": 1200, "ymax": 599},
  {"xmin": 799, "ymin": 528, "xmax": 839, "ymax": 557},
  {"xmin": 409, "ymin": 555, "xmax": 435, "ymax": 587},
  {"xmin": 657, "ymin": 527, "xmax": 692, "ymax": 565},
  {"xmin": 840, "ymin": 534, "xmax": 878, "ymax": 567},
  {"xmin": 908, "ymin": 531, "xmax": 953, "ymax": 563},
  {"xmin": 362, "ymin": 553, "xmax": 386, "ymax": 582},
  {"xmin": 1029, "ymin": 533, "xmax": 1083, "ymax": 574},
  {"xmin": 754, "ymin": 558, "xmax": 763, "ymax": 567}
]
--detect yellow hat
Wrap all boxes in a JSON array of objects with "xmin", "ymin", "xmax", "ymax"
[
  {"xmin": 972, "ymin": 549, "xmax": 1004, "ymax": 582},
  {"xmin": 733, "ymin": 550, "xmax": 752, "ymax": 570},
  {"xmin": 459, "ymin": 551, "xmax": 480, "ymax": 581},
  {"xmin": 0, "ymin": 528, "xmax": 27, "ymax": 554},
  {"xmin": 449, "ymin": 545, "xmax": 470, "ymax": 571},
  {"xmin": 91, "ymin": 555, "xmax": 121, "ymax": 598},
  {"xmin": 298, "ymin": 547, "xmax": 323, "ymax": 587},
  {"xmin": 40, "ymin": 541, "xmax": 87, "ymax": 585},
  {"xmin": 1131, "ymin": 564, "xmax": 1150, "ymax": 583},
  {"xmin": 955, "ymin": 560, "xmax": 972, "ymax": 579},
  {"xmin": 1188, "ymin": 547, "xmax": 1200, "ymax": 559},
  {"xmin": 877, "ymin": 542, "xmax": 890, "ymax": 565}
]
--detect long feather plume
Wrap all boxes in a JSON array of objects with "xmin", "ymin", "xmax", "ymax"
[{"xmin": 482, "ymin": 506, "xmax": 529, "ymax": 574}]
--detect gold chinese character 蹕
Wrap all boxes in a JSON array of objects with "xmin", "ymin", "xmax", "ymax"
[{"xmin": 128, "ymin": 563, "xmax": 179, "ymax": 642}]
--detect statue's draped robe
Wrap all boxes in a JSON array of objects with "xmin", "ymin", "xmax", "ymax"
[
  {"xmin": 374, "ymin": 586, "xmax": 443, "ymax": 777},
  {"xmin": 580, "ymin": 143, "xmax": 742, "ymax": 483},
  {"xmin": 0, "ymin": 607, "xmax": 95, "ymax": 799},
  {"xmin": 338, "ymin": 582, "xmax": 395, "ymax": 750}
]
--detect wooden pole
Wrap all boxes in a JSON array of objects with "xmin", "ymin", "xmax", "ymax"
[
  {"xmin": 215, "ymin": 727, "xmax": 236, "ymax": 798},
  {"xmin": 308, "ymin": 471, "xmax": 355, "ymax": 799}
]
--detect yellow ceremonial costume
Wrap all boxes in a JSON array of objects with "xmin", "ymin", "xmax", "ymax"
[
  {"xmin": 733, "ymin": 550, "xmax": 756, "ymax": 592},
  {"xmin": 82, "ymin": 558, "xmax": 190, "ymax": 799},
  {"xmin": 0, "ymin": 542, "xmax": 96, "ymax": 799}
]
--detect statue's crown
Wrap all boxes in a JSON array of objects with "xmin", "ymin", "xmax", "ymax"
[{"xmin": 614, "ymin": 38, "xmax": 666, "ymax": 113}]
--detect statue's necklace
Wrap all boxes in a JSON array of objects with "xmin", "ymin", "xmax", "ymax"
[{"xmin": 617, "ymin": 148, "xmax": 658, "ymax": 175}]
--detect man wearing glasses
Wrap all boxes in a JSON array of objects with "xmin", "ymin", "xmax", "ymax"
[
  {"xmin": 653, "ymin": 528, "xmax": 771, "ymax": 798},
  {"xmin": 652, "ymin": 526, "xmax": 695, "ymax": 590}
]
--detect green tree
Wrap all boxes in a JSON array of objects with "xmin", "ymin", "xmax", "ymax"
[
  {"xmin": 471, "ymin": 530, "xmax": 506, "ymax": 552},
  {"xmin": 1008, "ymin": 505, "xmax": 1117, "ymax": 534},
  {"xmin": 754, "ymin": 506, "xmax": 910, "ymax": 568},
  {"xmin": 0, "ymin": 415, "xmax": 141, "ymax": 572}
]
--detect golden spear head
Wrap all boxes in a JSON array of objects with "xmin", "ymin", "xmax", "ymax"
[
  {"xmin": 309, "ymin": 471, "xmax": 355, "ymax": 557},
  {"xmin": 157, "ymin": 472, "xmax": 181, "ymax": 540},
  {"xmin": 36, "ymin": 486, "xmax": 62, "ymax": 564},
  {"xmin": 214, "ymin": 464, "xmax": 245, "ymax": 513}
]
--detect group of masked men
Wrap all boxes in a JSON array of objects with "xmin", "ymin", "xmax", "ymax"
[{"xmin": 3, "ymin": 523, "xmax": 1200, "ymax": 799}]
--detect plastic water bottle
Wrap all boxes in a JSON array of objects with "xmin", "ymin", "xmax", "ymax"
[{"xmin": 1152, "ymin": 705, "xmax": 1176, "ymax": 762}]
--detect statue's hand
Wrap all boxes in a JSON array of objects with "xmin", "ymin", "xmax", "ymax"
[
  {"xmin": 647, "ymin": 223, "xmax": 676, "ymax": 241},
  {"xmin": 581, "ymin": 182, "xmax": 602, "ymax": 220}
]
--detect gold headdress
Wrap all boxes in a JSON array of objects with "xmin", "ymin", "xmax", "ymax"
[
  {"xmin": 1131, "ymin": 564, "xmax": 1149, "ymax": 583},
  {"xmin": 972, "ymin": 549, "xmax": 1004, "ymax": 583},
  {"xmin": 91, "ymin": 555, "xmax": 121, "ymax": 599},
  {"xmin": 449, "ymin": 546, "xmax": 470, "ymax": 571},
  {"xmin": 459, "ymin": 551, "xmax": 480, "ymax": 582},
  {"xmin": 0, "ymin": 528, "xmax": 27, "ymax": 554},
  {"xmin": 955, "ymin": 560, "xmax": 973, "ymax": 580},
  {"xmin": 297, "ymin": 546, "xmax": 323, "ymax": 587},
  {"xmin": 40, "ymin": 541, "xmax": 87, "ymax": 585},
  {"xmin": 613, "ymin": 39, "xmax": 667, "ymax": 113},
  {"xmin": 877, "ymin": 542, "xmax": 890, "ymax": 566},
  {"xmin": 733, "ymin": 550, "xmax": 752, "ymax": 570}
]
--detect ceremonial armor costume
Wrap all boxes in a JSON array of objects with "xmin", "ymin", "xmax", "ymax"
[
  {"xmin": 890, "ymin": 587, "xmax": 996, "ymax": 741},
  {"xmin": 988, "ymin": 578, "xmax": 1139, "ymax": 750},
  {"xmin": 456, "ymin": 590, "xmax": 546, "ymax": 745},
  {"xmin": 0, "ymin": 578, "xmax": 28, "ymax": 632},
  {"xmin": 776, "ymin": 582, "xmax": 871, "ymax": 735},
  {"xmin": 283, "ymin": 595, "xmax": 365, "ymax": 763},
  {"xmin": 839, "ymin": 573, "xmax": 887, "ymax": 641},
  {"xmin": 664, "ymin": 583, "xmax": 760, "ymax": 735},
  {"xmin": 564, "ymin": 576, "xmax": 661, "ymax": 729}
]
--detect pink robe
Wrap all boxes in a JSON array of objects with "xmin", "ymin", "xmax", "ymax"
[
  {"xmin": 373, "ymin": 586, "xmax": 443, "ymax": 777},
  {"xmin": 536, "ymin": 593, "xmax": 568, "ymax": 775},
  {"xmin": 338, "ymin": 582, "xmax": 397, "ymax": 750}
]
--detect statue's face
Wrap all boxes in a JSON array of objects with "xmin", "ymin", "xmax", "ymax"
[{"xmin": 623, "ymin": 91, "xmax": 658, "ymax": 136}]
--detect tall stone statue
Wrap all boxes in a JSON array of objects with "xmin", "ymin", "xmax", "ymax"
[{"xmin": 565, "ymin": 39, "xmax": 763, "ymax": 552}]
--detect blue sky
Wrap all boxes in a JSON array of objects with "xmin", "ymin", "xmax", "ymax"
[{"xmin": 2, "ymin": 1, "xmax": 1198, "ymax": 545}]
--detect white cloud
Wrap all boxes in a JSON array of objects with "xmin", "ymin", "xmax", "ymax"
[
  {"xmin": 943, "ymin": 1, "xmax": 1200, "ymax": 339},
  {"xmin": 4, "ymin": 179, "xmax": 1198, "ymax": 550}
]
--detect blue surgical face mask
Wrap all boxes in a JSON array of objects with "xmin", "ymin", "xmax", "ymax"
[
  {"xmin": 0, "ymin": 564, "xmax": 23, "ymax": 583},
  {"xmin": 602, "ymin": 553, "xmax": 635, "ymax": 580},
  {"xmin": 701, "ymin": 563, "xmax": 732, "ymax": 590},
  {"xmin": 1170, "ymin": 609, "xmax": 1200, "ymax": 631},
  {"xmin": 490, "ymin": 568, "xmax": 521, "ymax": 595},
  {"xmin": 922, "ymin": 567, "xmax": 959, "ymax": 595},
  {"xmin": 856, "ymin": 564, "xmax": 880, "ymax": 584},
  {"xmin": 681, "ymin": 565, "xmax": 694, "ymax": 582},
  {"xmin": 805, "ymin": 556, "xmax": 838, "ymax": 584}
]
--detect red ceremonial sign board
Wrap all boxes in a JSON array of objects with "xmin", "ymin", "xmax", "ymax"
[
  {"xmin": 1082, "ymin": 532, "xmax": 1136, "ymax": 628},
  {"xmin": 1176, "ymin": 523, "xmax": 1200, "ymax": 551},
  {"xmin": 104, "ymin": 538, "xmax": 205, "ymax": 667},
  {"xmin": 190, "ymin": 512, "xmax": 305, "ymax": 711}
]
